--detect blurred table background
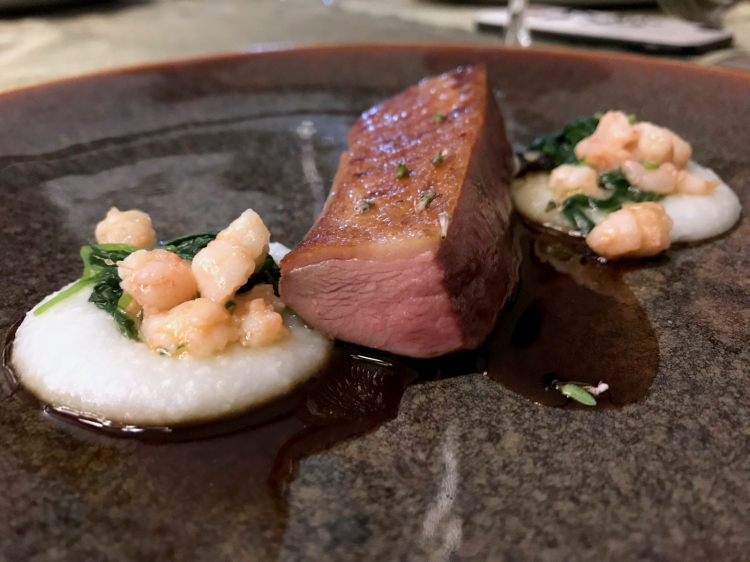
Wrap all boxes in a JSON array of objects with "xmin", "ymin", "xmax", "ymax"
[{"xmin": 0, "ymin": 0, "xmax": 748, "ymax": 92}]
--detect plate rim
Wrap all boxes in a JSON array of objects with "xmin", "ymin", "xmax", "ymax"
[{"xmin": 1, "ymin": 42, "xmax": 748, "ymax": 101}]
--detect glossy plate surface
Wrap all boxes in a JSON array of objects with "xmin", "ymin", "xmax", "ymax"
[{"xmin": 0, "ymin": 44, "xmax": 749, "ymax": 561}]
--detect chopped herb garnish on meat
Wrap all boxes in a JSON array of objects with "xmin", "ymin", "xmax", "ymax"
[
  {"xmin": 432, "ymin": 150, "xmax": 448, "ymax": 165},
  {"xmin": 439, "ymin": 211, "xmax": 450, "ymax": 239},
  {"xmin": 525, "ymin": 115, "xmax": 601, "ymax": 169},
  {"xmin": 643, "ymin": 161, "xmax": 660, "ymax": 170},
  {"xmin": 628, "ymin": 113, "xmax": 638, "ymax": 124},
  {"xmin": 417, "ymin": 190, "xmax": 437, "ymax": 210},
  {"xmin": 433, "ymin": 112, "xmax": 446, "ymax": 123},
  {"xmin": 225, "ymin": 300, "xmax": 235, "ymax": 310},
  {"xmin": 561, "ymin": 169, "xmax": 664, "ymax": 235},
  {"xmin": 357, "ymin": 199, "xmax": 375, "ymax": 213},
  {"xmin": 396, "ymin": 163, "xmax": 409, "ymax": 179}
]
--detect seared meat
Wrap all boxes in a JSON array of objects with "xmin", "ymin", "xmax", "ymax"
[{"xmin": 280, "ymin": 66, "xmax": 518, "ymax": 358}]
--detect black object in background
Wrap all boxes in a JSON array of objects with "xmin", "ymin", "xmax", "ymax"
[{"xmin": 0, "ymin": 0, "xmax": 144, "ymax": 17}]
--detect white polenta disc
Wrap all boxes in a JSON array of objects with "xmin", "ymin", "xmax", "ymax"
[
  {"xmin": 511, "ymin": 161, "xmax": 741, "ymax": 243},
  {"xmin": 12, "ymin": 285, "xmax": 332, "ymax": 427}
]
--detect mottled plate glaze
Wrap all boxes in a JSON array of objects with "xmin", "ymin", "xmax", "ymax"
[{"xmin": 0, "ymin": 44, "xmax": 749, "ymax": 562}]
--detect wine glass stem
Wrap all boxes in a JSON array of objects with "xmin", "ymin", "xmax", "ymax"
[{"xmin": 505, "ymin": 0, "xmax": 531, "ymax": 47}]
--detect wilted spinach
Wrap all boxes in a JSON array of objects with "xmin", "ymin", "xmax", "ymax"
[
  {"xmin": 88, "ymin": 267, "xmax": 139, "ymax": 340},
  {"xmin": 161, "ymin": 231, "xmax": 218, "ymax": 262},
  {"xmin": 526, "ymin": 115, "xmax": 601, "ymax": 169},
  {"xmin": 561, "ymin": 169, "xmax": 663, "ymax": 235},
  {"xmin": 238, "ymin": 254, "xmax": 282, "ymax": 297},
  {"xmin": 34, "ymin": 230, "xmax": 283, "ymax": 340},
  {"xmin": 34, "ymin": 243, "xmax": 141, "ymax": 339}
]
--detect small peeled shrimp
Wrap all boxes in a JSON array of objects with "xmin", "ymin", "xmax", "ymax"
[
  {"xmin": 192, "ymin": 209, "xmax": 271, "ymax": 304},
  {"xmin": 240, "ymin": 283, "xmax": 285, "ymax": 312},
  {"xmin": 621, "ymin": 160, "xmax": 678, "ymax": 195},
  {"xmin": 633, "ymin": 122, "xmax": 693, "ymax": 169},
  {"xmin": 586, "ymin": 207, "xmax": 641, "ymax": 259},
  {"xmin": 574, "ymin": 111, "xmax": 639, "ymax": 171},
  {"xmin": 118, "ymin": 249, "xmax": 198, "ymax": 314},
  {"xmin": 633, "ymin": 122, "xmax": 674, "ymax": 165},
  {"xmin": 628, "ymin": 203, "xmax": 674, "ymax": 257},
  {"xmin": 140, "ymin": 298, "xmax": 238, "ymax": 358},
  {"xmin": 95, "ymin": 207, "xmax": 157, "ymax": 249},
  {"xmin": 586, "ymin": 202, "xmax": 673, "ymax": 260},
  {"xmin": 233, "ymin": 294, "xmax": 288, "ymax": 348},
  {"xmin": 216, "ymin": 209, "xmax": 271, "ymax": 266},
  {"xmin": 548, "ymin": 164, "xmax": 600, "ymax": 201},
  {"xmin": 191, "ymin": 241, "xmax": 256, "ymax": 304},
  {"xmin": 675, "ymin": 170, "xmax": 720, "ymax": 196},
  {"xmin": 670, "ymin": 133, "xmax": 692, "ymax": 169}
]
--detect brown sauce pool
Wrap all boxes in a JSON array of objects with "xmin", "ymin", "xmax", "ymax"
[
  {"xmin": 486, "ymin": 224, "xmax": 660, "ymax": 408},
  {"xmin": 1, "ymin": 222, "xmax": 660, "ymax": 494}
]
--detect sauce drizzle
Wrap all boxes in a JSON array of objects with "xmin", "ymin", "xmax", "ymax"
[{"xmin": 1, "ymin": 222, "xmax": 661, "ymax": 493}]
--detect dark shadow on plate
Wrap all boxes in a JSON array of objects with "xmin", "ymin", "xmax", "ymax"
[
  {"xmin": 0, "ymin": 219, "xmax": 663, "ymax": 559},
  {"xmin": 0, "ymin": 0, "xmax": 151, "ymax": 19},
  {"xmin": 485, "ymin": 223, "xmax": 662, "ymax": 408}
]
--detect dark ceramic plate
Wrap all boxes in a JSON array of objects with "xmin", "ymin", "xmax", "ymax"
[{"xmin": 1, "ymin": 44, "xmax": 749, "ymax": 561}]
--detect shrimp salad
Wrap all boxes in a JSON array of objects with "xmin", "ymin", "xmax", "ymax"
[
  {"xmin": 512, "ymin": 111, "xmax": 741, "ymax": 260},
  {"xmin": 11, "ymin": 208, "xmax": 332, "ymax": 427}
]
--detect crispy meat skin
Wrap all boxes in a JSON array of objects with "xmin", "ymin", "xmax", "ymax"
[{"xmin": 280, "ymin": 66, "xmax": 518, "ymax": 358}]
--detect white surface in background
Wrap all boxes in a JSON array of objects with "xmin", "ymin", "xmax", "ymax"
[{"xmin": 476, "ymin": 6, "xmax": 733, "ymax": 47}]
